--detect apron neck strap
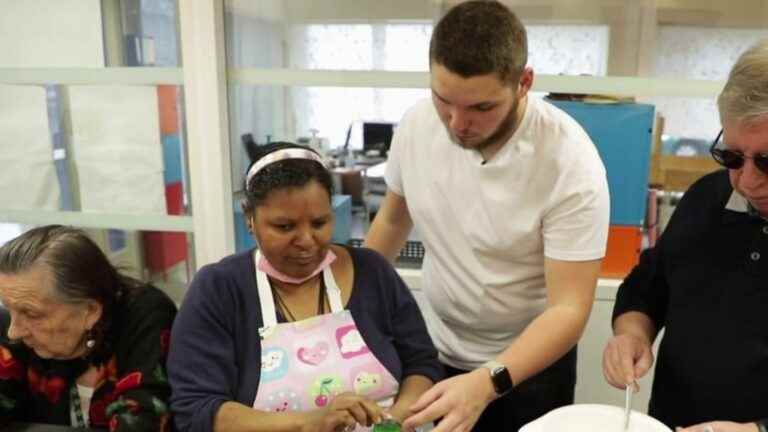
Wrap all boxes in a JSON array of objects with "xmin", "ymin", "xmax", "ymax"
[
  {"xmin": 255, "ymin": 249, "xmax": 344, "ymax": 328},
  {"xmin": 322, "ymin": 266, "xmax": 344, "ymax": 312}
]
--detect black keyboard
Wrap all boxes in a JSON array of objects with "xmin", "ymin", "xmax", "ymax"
[{"xmin": 347, "ymin": 239, "xmax": 424, "ymax": 264}]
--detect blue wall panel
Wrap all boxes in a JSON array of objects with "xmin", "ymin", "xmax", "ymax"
[
  {"xmin": 549, "ymin": 99, "xmax": 655, "ymax": 226},
  {"xmin": 161, "ymin": 134, "xmax": 183, "ymax": 185}
]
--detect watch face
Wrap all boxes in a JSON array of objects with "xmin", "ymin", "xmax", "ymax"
[{"xmin": 491, "ymin": 366, "xmax": 514, "ymax": 396}]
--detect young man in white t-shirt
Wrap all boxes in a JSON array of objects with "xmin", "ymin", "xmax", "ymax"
[{"xmin": 364, "ymin": 2, "xmax": 610, "ymax": 431}]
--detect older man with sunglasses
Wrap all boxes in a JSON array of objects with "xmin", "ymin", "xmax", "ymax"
[{"xmin": 602, "ymin": 40, "xmax": 768, "ymax": 432}]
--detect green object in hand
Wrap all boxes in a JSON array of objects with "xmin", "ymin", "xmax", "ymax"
[{"xmin": 373, "ymin": 418, "xmax": 401, "ymax": 432}]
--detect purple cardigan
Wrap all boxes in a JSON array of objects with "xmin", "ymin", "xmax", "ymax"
[{"xmin": 168, "ymin": 246, "xmax": 442, "ymax": 432}]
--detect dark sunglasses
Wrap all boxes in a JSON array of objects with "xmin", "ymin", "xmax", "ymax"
[{"xmin": 709, "ymin": 129, "xmax": 768, "ymax": 175}]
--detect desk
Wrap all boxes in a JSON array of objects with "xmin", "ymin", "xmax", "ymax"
[
  {"xmin": 6, "ymin": 423, "xmax": 102, "ymax": 431},
  {"xmin": 331, "ymin": 167, "xmax": 368, "ymax": 210},
  {"xmin": 331, "ymin": 162, "xmax": 387, "ymax": 199},
  {"xmin": 360, "ymin": 161, "xmax": 385, "ymax": 179},
  {"xmin": 361, "ymin": 162, "xmax": 386, "ymax": 196}
]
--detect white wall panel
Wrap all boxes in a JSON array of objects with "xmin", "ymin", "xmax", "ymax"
[
  {"xmin": 0, "ymin": 84, "xmax": 59, "ymax": 210},
  {"xmin": 0, "ymin": 0, "xmax": 104, "ymax": 67},
  {"xmin": 66, "ymin": 85, "xmax": 166, "ymax": 214}
]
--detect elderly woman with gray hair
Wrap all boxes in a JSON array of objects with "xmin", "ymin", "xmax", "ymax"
[
  {"xmin": 0, "ymin": 225, "xmax": 177, "ymax": 430},
  {"xmin": 602, "ymin": 40, "xmax": 768, "ymax": 432}
]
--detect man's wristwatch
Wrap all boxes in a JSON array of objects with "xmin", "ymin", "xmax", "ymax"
[{"xmin": 481, "ymin": 360, "xmax": 514, "ymax": 397}]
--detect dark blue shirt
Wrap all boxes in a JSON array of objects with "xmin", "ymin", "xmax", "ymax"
[
  {"xmin": 168, "ymin": 246, "xmax": 442, "ymax": 432},
  {"xmin": 613, "ymin": 170, "xmax": 768, "ymax": 428}
]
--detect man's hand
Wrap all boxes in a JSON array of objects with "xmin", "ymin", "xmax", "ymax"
[
  {"xmin": 675, "ymin": 421, "xmax": 760, "ymax": 432},
  {"xmin": 401, "ymin": 369, "xmax": 495, "ymax": 432},
  {"xmin": 602, "ymin": 333, "xmax": 654, "ymax": 389},
  {"xmin": 300, "ymin": 392, "xmax": 383, "ymax": 432}
]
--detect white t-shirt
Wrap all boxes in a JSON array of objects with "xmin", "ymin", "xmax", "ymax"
[{"xmin": 385, "ymin": 96, "xmax": 610, "ymax": 370}]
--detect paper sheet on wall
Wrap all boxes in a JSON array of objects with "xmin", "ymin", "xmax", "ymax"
[
  {"xmin": 66, "ymin": 85, "xmax": 167, "ymax": 215},
  {"xmin": 0, "ymin": 85, "xmax": 60, "ymax": 210}
]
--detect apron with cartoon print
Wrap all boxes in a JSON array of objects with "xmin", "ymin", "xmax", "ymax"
[{"xmin": 252, "ymin": 251, "xmax": 400, "ymax": 430}]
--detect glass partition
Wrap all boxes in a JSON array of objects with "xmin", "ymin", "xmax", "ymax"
[{"xmin": 0, "ymin": 0, "xmax": 192, "ymax": 301}]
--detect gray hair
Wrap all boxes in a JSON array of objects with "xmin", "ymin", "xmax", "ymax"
[
  {"xmin": 0, "ymin": 226, "xmax": 144, "ymax": 362},
  {"xmin": 718, "ymin": 39, "xmax": 768, "ymax": 125},
  {"xmin": 0, "ymin": 225, "xmax": 124, "ymax": 304}
]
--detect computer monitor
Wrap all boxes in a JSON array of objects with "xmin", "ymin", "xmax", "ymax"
[{"xmin": 362, "ymin": 122, "xmax": 394, "ymax": 156}]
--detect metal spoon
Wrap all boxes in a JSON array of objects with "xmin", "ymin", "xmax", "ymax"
[{"xmin": 624, "ymin": 381, "xmax": 637, "ymax": 430}]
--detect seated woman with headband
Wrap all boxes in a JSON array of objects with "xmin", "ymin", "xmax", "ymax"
[{"xmin": 168, "ymin": 142, "xmax": 442, "ymax": 432}]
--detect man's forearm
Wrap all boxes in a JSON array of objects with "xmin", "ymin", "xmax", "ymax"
[
  {"xmin": 495, "ymin": 302, "xmax": 592, "ymax": 386},
  {"xmin": 364, "ymin": 217, "xmax": 412, "ymax": 263},
  {"xmin": 493, "ymin": 258, "xmax": 599, "ymax": 386},
  {"xmin": 364, "ymin": 191, "xmax": 413, "ymax": 262}
]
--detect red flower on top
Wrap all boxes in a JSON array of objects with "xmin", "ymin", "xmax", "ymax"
[
  {"xmin": 105, "ymin": 398, "xmax": 143, "ymax": 431},
  {"xmin": 27, "ymin": 368, "xmax": 66, "ymax": 404},
  {"xmin": 0, "ymin": 346, "xmax": 23, "ymax": 381},
  {"xmin": 90, "ymin": 369, "xmax": 144, "ymax": 427},
  {"xmin": 115, "ymin": 372, "xmax": 143, "ymax": 395}
]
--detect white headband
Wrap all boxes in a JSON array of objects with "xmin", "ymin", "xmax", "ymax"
[{"xmin": 245, "ymin": 148, "xmax": 325, "ymax": 187}]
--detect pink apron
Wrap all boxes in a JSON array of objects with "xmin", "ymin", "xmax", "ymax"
[{"xmin": 252, "ymin": 251, "xmax": 400, "ymax": 429}]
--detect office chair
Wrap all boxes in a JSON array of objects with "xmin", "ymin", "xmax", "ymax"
[{"xmin": 242, "ymin": 133, "xmax": 259, "ymax": 164}]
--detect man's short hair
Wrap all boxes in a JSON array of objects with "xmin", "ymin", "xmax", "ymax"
[
  {"xmin": 429, "ymin": 0, "xmax": 527, "ymax": 84},
  {"xmin": 718, "ymin": 39, "xmax": 768, "ymax": 125}
]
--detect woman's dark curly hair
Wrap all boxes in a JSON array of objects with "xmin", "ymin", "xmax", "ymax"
[{"xmin": 242, "ymin": 142, "xmax": 334, "ymax": 214}]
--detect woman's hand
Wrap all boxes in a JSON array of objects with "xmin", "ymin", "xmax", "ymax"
[
  {"xmin": 386, "ymin": 375, "xmax": 435, "ymax": 424},
  {"xmin": 385, "ymin": 403, "xmax": 409, "ymax": 425},
  {"xmin": 675, "ymin": 421, "xmax": 760, "ymax": 432},
  {"xmin": 300, "ymin": 392, "xmax": 384, "ymax": 432},
  {"xmin": 402, "ymin": 368, "xmax": 495, "ymax": 432}
]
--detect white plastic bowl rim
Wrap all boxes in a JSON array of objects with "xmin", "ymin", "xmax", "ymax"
[{"xmin": 519, "ymin": 404, "xmax": 673, "ymax": 432}]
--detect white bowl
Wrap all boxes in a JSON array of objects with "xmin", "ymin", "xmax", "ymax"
[{"xmin": 520, "ymin": 404, "xmax": 672, "ymax": 432}]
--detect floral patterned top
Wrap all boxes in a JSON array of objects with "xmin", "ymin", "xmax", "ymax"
[{"xmin": 0, "ymin": 285, "xmax": 176, "ymax": 431}]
